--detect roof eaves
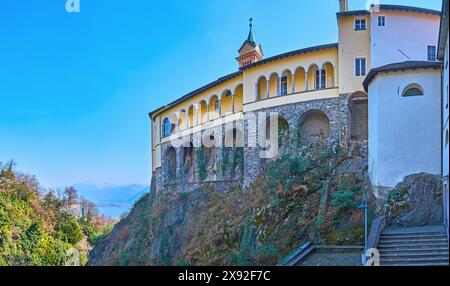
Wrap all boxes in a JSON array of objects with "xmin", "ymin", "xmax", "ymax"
[
  {"xmin": 149, "ymin": 71, "xmax": 243, "ymax": 118},
  {"xmin": 438, "ymin": 0, "xmax": 449, "ymax": 61},
  {"xmin": 363, "ymin": 61, "xmax": 442, "ymax": 91},
  {"xmin": 240, "ymin": 43, "xmax": 338, "ymax": 71}
]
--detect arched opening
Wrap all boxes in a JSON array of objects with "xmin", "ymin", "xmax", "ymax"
[
  {"xmin": 269, "ymin": 73, "xmax": 279, "ymax": 97},
  {"xmin": 201, "ymin": 132, "xmax": 218, "ymax": 175},
  {"xmin": 265, "ymin": 115, "xmax": 290, "ymax": 153},
  {"xmin": 187, "ymin": 105, "xmax": 195, "ymax": 128},
  {"xmin": 208, "ymin": 95, "xmax": 220, "ymax": 120},
  {"xmin": 178, "ymin": 110, "xmax": 187, "ymax": 131},
  {"xmin": 294, "ymin": 66, "xmax": 306, "ymax": 93},
  {"xmin": 257, "ymin": 76, "xmax": 267, "ymax": 100},
  {"xmin": 402, "ymin": 83, "xmax": 424, "ymax": 97},
  {"xmin": 307, "ymin": 64, "xmax": 319, "ymax": 91},
  {"xmin": 162, "ymin": 117, "xmax": 171, "ymax": 138},
  {"xmin": 349, "ymin": 91, "xmax": 368, "ymax": 141},
  {"xmin": 221, "ymin": 90, "xmax": 233, "ymax": 116},
  {"xmin": 234, "ymin": 84, "xmax": 244, "ymax": 112},
  {"xmin": 281, "ymin": 70, "xmax": 293, "ymax": 95},
  {"xmin": 299, "ymin": 109, "xmax": 330, "ymax": 146},
  {"xmin": 199, "ymin": 100, "xmax": 208, "ymax": 124},
  {"xmin": 183, "ymin": 142, "xmax": 195, "ymax": 182},
  {"xmin": 225, "ymin": 126, "xmax": 244, "ymax": 148},
  {"xmin": 166, "ymin": 147, "xmax": 177, "ymax": 183},
  {"xmin": 322, "ymin": 62, "xmax": 335, "ymax": 88}
]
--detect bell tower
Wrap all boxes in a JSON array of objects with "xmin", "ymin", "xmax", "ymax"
[{"xmin": 236, "ymin": 18, "xmax": 264, "ymax": 68}]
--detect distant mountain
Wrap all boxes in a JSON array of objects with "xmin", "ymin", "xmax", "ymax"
[{"xmin": 72, "ymin": 183, "xmax": 149, "ymax": 218}]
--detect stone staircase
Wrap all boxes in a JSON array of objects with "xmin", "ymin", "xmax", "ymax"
[{"xmin": 378, "ymin": 225, "xmax": 449, "ymax": 266}]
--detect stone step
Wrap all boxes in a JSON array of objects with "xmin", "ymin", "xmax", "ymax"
[
  {"xmin": 380, "ymin": 256, "xmax": 449, "ymax": 264},
  {"xmin": 378, "ymin": 242, "xmax": 449, "ymax": 249},
  {"xmin": 381, "ymin": 261, "xmax": 449, "ymax": 266},
  {"xmin": 378, "ymin": 238, "xmax": 448, "ymax": 244},
  {"xmin": 379, "ymin": 247, "xmax": 449, "ymax": 253},
  {"xmin": 382, "ymin": 226, "xmax": 446, "ymax": 235},
  {"xmin": 380, "ymin": 251, "xmax": 449, "ymax": 259},
  {"xmin": 380, "ymin": 233, "xmax": 447, "ymax": 240}
]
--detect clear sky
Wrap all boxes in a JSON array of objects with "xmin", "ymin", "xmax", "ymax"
[{"xmin": 0, "ymin": 0, "xmax": 442, "ymax": 188}]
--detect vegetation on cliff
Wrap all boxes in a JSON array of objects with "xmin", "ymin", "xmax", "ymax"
[
  {"xmin": 0, "ymin": 161, "xmax": 115, "ymax": 266},
  {"xmin": 89, "ymin": 142, "xmax": 374, "ymax": 266}
]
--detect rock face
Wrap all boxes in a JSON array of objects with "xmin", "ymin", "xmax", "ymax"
[
  {"xmin": 385, "ymin": 173, "xmax": 442, "ymax": 227},
  {"xmin": 89, "ymin": 145, "xmax": 370, "ymax": 266}
]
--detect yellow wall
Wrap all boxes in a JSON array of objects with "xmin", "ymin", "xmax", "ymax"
[
  {"xmin": 338, "ymin": 14, "xmax": 371, "ymax": 94},
  {"xmin": 242, "ymin": 48, "xmax": 338, "ymax": 105}
]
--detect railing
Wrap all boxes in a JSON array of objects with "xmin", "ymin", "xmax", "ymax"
[
  {"xmin": 277, "ymin": 241, "xmax": 314, "ymax": 266},
  {"xmin": 367, "ymin": 215, "xmax": 386, "ymax": 250}
]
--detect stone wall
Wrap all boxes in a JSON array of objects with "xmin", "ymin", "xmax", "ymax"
[{"xmin": 154, "ymin": 96, "xmax": 356, "ymax": 193}]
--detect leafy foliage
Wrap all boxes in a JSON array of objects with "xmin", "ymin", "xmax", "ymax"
[{"xmin": 0, "ymin": 160, "xmax": 116, "ymax": 266}]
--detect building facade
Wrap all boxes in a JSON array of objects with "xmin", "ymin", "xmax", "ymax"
[
  {"xmin": 438, "ymin": 0, "xmax": 449, "ymax": 233},
  {"xmin": 149, "ymin": 1, "xmax": 443, "ymax": 197}
]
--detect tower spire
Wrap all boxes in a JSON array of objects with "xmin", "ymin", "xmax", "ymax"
[
  {"xmin": 236, "ymin": 17, "xmax": 263, "ymax": 68},
  {"xmin": 247, "ymin": 17, "xmax": 255, "ymax": 43}
]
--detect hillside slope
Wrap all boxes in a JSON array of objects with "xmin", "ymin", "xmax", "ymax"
[
  {"xmin": 0, "ymin": 161, "xmax": 114, "ymax": 266},
  {"xmin": 89, "ymin": 143, "xmax": 373, "ymax": 266}
]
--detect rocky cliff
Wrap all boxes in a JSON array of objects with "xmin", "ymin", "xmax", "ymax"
[{"xmin": 88, "ymin": 143, "xmax": 374, "ymax": 266}]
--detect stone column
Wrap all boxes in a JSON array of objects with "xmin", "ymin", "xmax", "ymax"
[
  {"xmin": 305, "ymin": 71, "xmax": 309, "ymax": 91},
  {"xmin": 255, "ymin": 83, "xmax": 259, "ymax": 101},
  {"xmin": 291, "ymin": 74, "xmax": 295, "ymax": 94},
  {"xmin": 195, "ymin": 105, "xmax": 199, "ymax": 126},
  {"xmin": 231, "ymin": 94, "xmax": 235, "ymax": 113},
  {"xmin": 266, "ymin": 80, "xmax": 270, "ymax": 98}
]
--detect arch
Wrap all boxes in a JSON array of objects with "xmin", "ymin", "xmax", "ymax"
[
  {"xmin": 256, "ymin": 75, "xmax": 267, "ymax": 100},
  {"xmin": 183, "ymin": 141, "xmax": 195, "ymax": 181},
  {"xmin": 268, "ymin": 72, "xmax": 280, "ymax": 97},
  {"xmin": 402, "ymin": 83, "xmax": 424, "ymax": 97},
  {"xmin": 166, "ymin": 146, "xmax": 177, "ymax": 183},
  {"xmin": 299, "ymin": 109, "xmax": 330, "ymax": 146},
  {"xmin": 178, "ymin": 109, "xmax": 187, "ymax": 131},
  {"xmin": 294, "ymin": 66, "xmax": 306, "ymax": 93},
  {"xmin": 225, "ymin": 126, "xmax": 244, "ymax": 148},
  {"xmin": 307, "ymin": 64, "xmax": 319, "ymax": 91},
  {"xmin": 321, "ymin": 62, "xmax": 335, "ymax": 88},
  {"xmin": 187, "ymin": 105, "xmax": 195, "ymax": 128},
  {"xmin": 201, "ymin": 131, "xmax": 218, "ymax": 175},
  {"xmin": 233, "ymin": 84, "xmax": 244, "ymax": 112},
  {"xmin": 265, "ymin": 115, "xmax": 290, "ymax": 153},
  {"xmin": 280, "ymin": 69, "xmax": 293, "ymax": 96},
  {"xmin": 198, "ymin": 100, "xmax": 208, "ymax": 124},
  {"xmin": 162, "ymin": 117, "xmax": 171, "ymax": 138},
  {"xmin": 348, "ymin": 91, "xmax": 368, "ymax": 141},
  {"xmin": 221, "ymin": 89, "xmax": 233, "ymax": 116},
  {"xmin": 208, "ymin": 95, "xmax": 220, "ymax": 120}
]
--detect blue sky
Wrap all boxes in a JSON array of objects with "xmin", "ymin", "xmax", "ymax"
[{"xmin": 0, "ymin": 0, "xmax": 442, "ymax": 188}]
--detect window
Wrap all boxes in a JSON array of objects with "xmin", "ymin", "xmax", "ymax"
[
  {"xmin": 355, "ymin": 58, "xmax": 366, "ymax": 77},
  {"xmin": 355, "ymin": 19, "xmax": 366, "ymax": 30},
  {"xmin": 427, "ymin": 45, "xmax": 436, "ymax": 61},
  {"xmin": 315, "ymin": 69, "xmax": 326, "ymax": 89},
  {"xmin": 378, "ymin": 16, "xmax": 385, "ymax": 26},
  {"xmin": 402, "ymin": 84, "xmax": 424, "ymax": 97},
  {"xmin": 280, "ymin": 76, "xmax": 288, "ymax": 95},
  {"xmin": 162, "ymin": 118, "xmax": 171, "ymax": 138}
]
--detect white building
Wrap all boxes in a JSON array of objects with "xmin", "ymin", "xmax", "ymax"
[
  {"xmin": 438, "ymin": 0, "xmax": 449, "ymax": 233},
  {"xmin": 364, "ymin": 61, "xmax": 442, "ymax": 188}
]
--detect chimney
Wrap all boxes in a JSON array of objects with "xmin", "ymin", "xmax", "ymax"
[{"xmin": 339, "ymin": 0, "xmax": 348, "ymax": 12}]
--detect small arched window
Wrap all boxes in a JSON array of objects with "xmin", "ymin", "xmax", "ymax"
[
  {"xmin": 402, "ymin": 84, "xmax": 424, "ymax": 97},
  {"xmin": 162, "ymin": 117, "xmax": 171, "ymax": 138}
]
